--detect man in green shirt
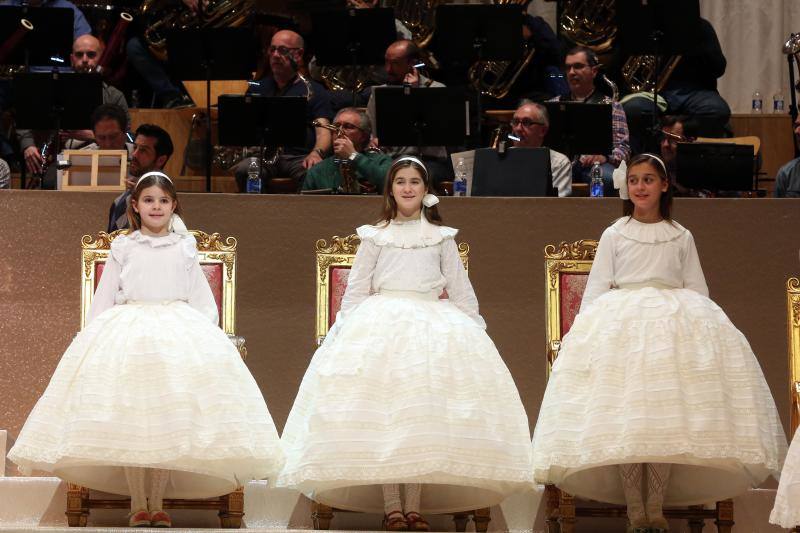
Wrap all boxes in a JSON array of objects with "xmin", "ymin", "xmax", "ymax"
[{"xmin": 302, "ymin": 107, "xmax": 392, "ymax": 193}]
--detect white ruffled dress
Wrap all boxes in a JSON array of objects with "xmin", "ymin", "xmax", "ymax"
[
  {"xmin": 8, "ymin": 231, "xmax": 284, "ymax": 498},
  {"xmin": 277, "ymin": 218, "xmax": 534, "ymax": 513},
  {"xmin": 771, "ymin": 426, "xmax": 800, "ymax": 526},
  {"xmin": 531, "ymin": 217, "xmax": 787, "ymax": 506}
]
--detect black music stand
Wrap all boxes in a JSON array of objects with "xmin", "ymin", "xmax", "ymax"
[
  {"xmin": 676, "ymin": 143, "xmax": 755, "ymax": 193},
  {"xmin": 543, "ymin": 102, "xmax": 613, "ymax": 159},
  {"xmin": 167, "ymin": 27, "xmax": 257, "ymax": 192},
  {"xmin": 433, "ymin": 4, "xmax": 524, "ymax": 141},
  {"xmin": 616, "ymin": 0, "xmax": 700, "ymax": 149},
  {"xmin": 374, "ymin": 86, "xmax": 468, "ymax": 150},
  {"xmin": 218, "ymin": 95, "xmax": 307, "ymax": 191},
  {"xmin": 311, "ymin": 8, "xmax": 395, "ymax": 105},
  {"xmin": 472, "ymin": 147, "xmax": 555, "ymax": 197},
  {"xmin": 13, "ymin": 72, "xmax": 102, "ymax": 188},
  {"xmin": 0, "ymin": 6, "xmax": 73, "ymax": 69}
]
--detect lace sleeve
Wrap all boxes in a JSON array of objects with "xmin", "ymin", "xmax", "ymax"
[
  {"xmin": 441, "ymin": 237, "xmax": 486, "ymax": 329},
  {"xmin": 337, "ymin": 229, "xmax": 380, "ymax": 320},
  {"xmin": 681, "ymin": 231, "xmax": 709, "ymax": 297},
  {"xmin": 86, "ymin": 239, "xmax": 126, "ymax": 325},
  {"xmin": 182, "ymin": 237, "xmax": 218, "ymax": 325},
  {"xmin": 580, "ymin": 227, "xmax": 616, "ymax": 312}
]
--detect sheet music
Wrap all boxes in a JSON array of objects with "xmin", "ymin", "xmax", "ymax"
[{"xmin": 450, "ymin": 149, "xmax": 475, "ymax": 197}]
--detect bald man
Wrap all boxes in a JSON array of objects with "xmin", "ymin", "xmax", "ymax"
[
  {"xmin": 18, "ymin": 34, "xmax": 129, "ymax": 184},
  {"xmin": 235, "ymin": 29, "xmax": 334, "ymax": 192}
]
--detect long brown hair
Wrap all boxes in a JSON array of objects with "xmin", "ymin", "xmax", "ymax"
[
  {"xmin": 376, "ymin": 156, "xmax": 442, "ymax": 225},
  {"xmin": 126, "ymin": 172, "xmax": 183, "ymax": 231},
  {"xmin": 622, "ymin": 153, "xmax": 673, "ymax": 221}
]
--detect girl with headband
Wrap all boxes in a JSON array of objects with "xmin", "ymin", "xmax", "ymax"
[
  {"xmin": 9, "ymin": 172, "xmax": 284, "ymax": 528},
  {"xmin": 532, "ymin": 154, "xmax": 786, "ymax": 532},
  {"xmin": 278, "ymin": 156, "xmax": 534, "ymax": 531}
]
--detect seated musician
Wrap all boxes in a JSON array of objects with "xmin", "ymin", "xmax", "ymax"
[
  {"xmin": 549, "ymin": 46, "xmax": 630, "ymax": 197},
  {"xmin": 366, "ymin": 39, "xmax": 453, "ymax": 186},
  {"xmin": 19, "ymin": 34, "xmax": 129, "ymax": 188},
  {"xmin": 509, "ymin": 100, "xmax": 572, "ymax": 196},
  {"xmin": 621, "ymin": 17, "xmax": 731, "ymax": 154},
  {"xmin": 775, "ymin": 115, "xmax": 800, "ymax": 198},
  {"xmin": 302, "ymin": 107, "xmax": 391, "ymax": 193},
  {"xmin": 234, "ymin": 29, "xmax": 334, "ymax": 193}
]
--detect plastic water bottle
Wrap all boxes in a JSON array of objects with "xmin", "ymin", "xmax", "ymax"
[
  {"xmin": 752, "ymin": 91, "xmax": 763, "ymax": 113},
  {"xmin": 773, "ymin": 92, "xmax": 785, "ymax": 113},
  {"xmin": 246, "ymin": 158, "xmax": 261, "ymax": 194},
  {"xmin": 590, "ymin": 162, "xmax": 604, "ymax": 197},
  {"xmin": 453, "ymin": 157, "xmax": 467, "ymax": 197}
]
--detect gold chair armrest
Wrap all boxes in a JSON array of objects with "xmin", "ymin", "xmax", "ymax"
[
  {"xmin": 227, "ymin": 334, "xmax": 247, "ymax": 360},
  {"xmin": 547, "ymin": 340, "xmax": 561, "ymax": 371},
  {"xmin": 317, "ymin": 335, "xmax": 326, "ymax": 346}
]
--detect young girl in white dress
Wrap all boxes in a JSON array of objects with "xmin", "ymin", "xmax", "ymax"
[
  {"xmin": 531, "ymin": 154, "xmax": 787, "ymax": 532},
  {"xmin": 8, "ymin": 172, "xmax": 283, "ymax": 528},
  {"xmin": 277, "ymin": 156, "xmax": 534, "ymax": 531}
]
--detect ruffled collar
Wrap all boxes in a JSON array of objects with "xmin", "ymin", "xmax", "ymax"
[
  {"xmin": 127, "ymin": 230, "xmax": 184, "ymax": 248},
  {"xmin": 358, "ymin": 216, "xmax": 457, "ymax": 248},
  {"xmin": 612, "ymin": 216, "xmax": 686, "ymax": 244}
]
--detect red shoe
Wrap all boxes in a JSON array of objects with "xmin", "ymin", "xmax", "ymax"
[
  {"xmin": 150, "ymin": 510, "xmax": 172, "ymax": 528},
  {"xmin": 405, "ymin": 512, "xmax": 430, "ymax": 532},
  {"xmin": 383, "ymin": 509, "xmax": 408, "ymax": 531},
  {"xmin": 128, "ymin": 509, "xmax": 150, "ymax": 527}
]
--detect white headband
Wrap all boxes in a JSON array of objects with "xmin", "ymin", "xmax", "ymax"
[
  {"xmin": 135, "ymin": 171, "xmax": 173, "ymax": 189},
  {"xmin": 639, "ymin": 153, "xmax": 668, "ymax": 175},
  {"xmin": 392, "ymin": 155, "xmax": 428, "ymax": 177}
]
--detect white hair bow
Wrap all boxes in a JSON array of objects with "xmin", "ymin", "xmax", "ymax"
[{"xmin": 612, "ymin": 160, "xmax": 629, "ymax": 200}]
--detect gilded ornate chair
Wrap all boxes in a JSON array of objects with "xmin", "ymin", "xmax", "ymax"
[
  {"xmin": 788, "ymin": 277, "xmax": 800, "ymax": 533},
  {"xmin": 312, "ymin": 234, "xmax": 489, "ymax": 532},
  {"xmin": 543, "ymin": 240, "xmax": 734, "ymax": 533},
  {"xmin": 67, "ymin": 230, "xmax": 245, "ymax": 528}
]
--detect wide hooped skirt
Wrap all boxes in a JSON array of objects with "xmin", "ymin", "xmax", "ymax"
[
  {"xmin": 8, "ymin": 302, "xmax": 284, "ymax": 498},
  {"xmin": 277, "ymin": 292, "xmax": 534, "ymax": 514},
  {"xmin": 532, "ymin": 287, "xmax": 786, "ymax": 506},
  {"xmin": 771, "ymin": 432, "xmax": 800, "ymax": 527}
]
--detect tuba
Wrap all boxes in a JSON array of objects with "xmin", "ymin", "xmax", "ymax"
[
  {"xmin": 559, "ymin": 0, "xmax": 616, "ymax": 53},
  {"xmin": 621, "ymin": 55, "xmax": 682, "ymax": 93},
  {"xmin": 382, "ymin": 0, "xmax": 441, "ymax": 49},
  {"xmin": 141, "ymin": 0, "xmax": 253, "ymax": 61},
  {"xmin": 467, "ymin": 0, "xmax": 535, "ymax": 99}
]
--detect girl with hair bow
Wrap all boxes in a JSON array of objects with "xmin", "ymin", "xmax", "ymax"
[
  {"xmin": 9, "ymin": 172, "xmax": 284, "ymax": 528},
  {"xmin": 277, "ymin": 156, "xmax": 534, "ymax": 531}
]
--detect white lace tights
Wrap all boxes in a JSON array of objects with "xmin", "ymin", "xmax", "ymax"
[
  {"xmin": 381, "ymin": 484, "xmax": 422, "ymax": 515},
  {"xmin": 619, "ymin": 463, "xmax": 671, "ymax": 528},
  {"xmin": 123, "ymin": 467, "xmax": 171, "ymax": 513}
]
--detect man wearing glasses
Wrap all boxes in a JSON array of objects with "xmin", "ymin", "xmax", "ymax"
[
  {"xmin": 549, "ymin": 46, "xmax": 630, "ymax": 196},
  {"xmin": 509, "ymin": 101, "xmax": 571, "ymax": 196},
  {"xmin": 235, "ymin": 29, "xmax": 334, "ymax": 192},
  {"xmin": 302, "ymin": 108, "xmax": 390, "ymax": 193},
  {"xmin": 18, "ymin": 34, "xmax": 129, "ymax": 186}
]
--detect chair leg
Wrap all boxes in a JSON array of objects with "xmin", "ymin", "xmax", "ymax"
[
  {"xmin": 557, "ymin": 489, "xmax": 576, "ymax": 533},
  {"xmin": 218, "ymin": 488, "xmax": 245, "ymax": 528},
  {"xmin": 473, "ymin": 508, "xmax": 491, "ymax": 533},
  {"xmin": 312, "ymin": 502, "xmax": 334, "ymax": 530},
  {"xmin": 65, "ymin": 484, "xmax": 89, "ymax": 527},
  {"xmin": 714, "ymin": 499, "xmax": 734, "ymax": 533},
  {"xmin": 544, "ymin": 484, "xmax": 561, "ymax": 533},
  {"xmin": 452, "ymin": 512, "xmax": 469, "ymax": 532}
]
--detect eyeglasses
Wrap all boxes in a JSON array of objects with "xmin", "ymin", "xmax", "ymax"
[
  {"xmin": 72, "ymin": 50, "xmax": 98, "ymax": 59},
  {"xmin": 333, "ymin": 122, "xmax": 364, "ymax": 132},
  {"xmin": 268, "ymin": 45, "xmax": 300, "ymax": 56},
  {"xmin": 563, "ymin": 62, "xmax": 590, "ymax": 72},
  {"xmin": 510, "ymin": 118, "xmax": 545, "ymax": 128}
]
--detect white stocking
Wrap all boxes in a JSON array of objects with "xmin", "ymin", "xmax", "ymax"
[
  {"xmin": 148, "ymin": 468, "xmax": 170, "ymax": 512},
  {"xmin": 124, "ymin": 467, "xmax": 148, "ymax": 513},
  {"xmin": 645, "ymin": 463, "xmax": 671, "ymax": 529},
  {"xmin": 618, "ymin": 463, "xmax": 647, "ymax": 528},
  {"xmin": 404, "ymin": 483, "xmax": 422, "ymax": 515},
  {"xmin": 382, "ymin": 483, "xmax": 402, "ymax": 515}
]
